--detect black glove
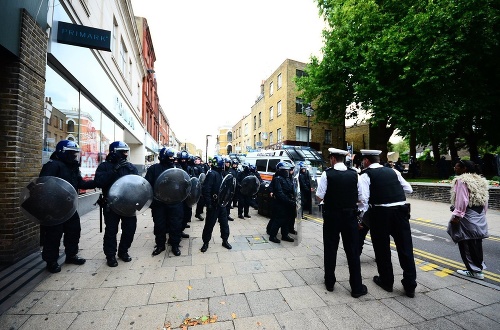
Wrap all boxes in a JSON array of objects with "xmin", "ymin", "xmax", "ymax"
[{"xmin": 114, "ymin": 159, "xmax": 127, "ymax": 172}]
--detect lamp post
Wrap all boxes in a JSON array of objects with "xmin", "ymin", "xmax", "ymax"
[
  {"xmin": 304, "ymin": 106, "xmax": 314, "ymax": 147},
  {"xmin": 205, "ymin": 134, "xmax": 211, "ymax": 163}
]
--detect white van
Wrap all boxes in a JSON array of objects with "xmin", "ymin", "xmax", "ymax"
[{"xmin": 244, "ymin": 145, "xmax": 324, "ymax": 184}]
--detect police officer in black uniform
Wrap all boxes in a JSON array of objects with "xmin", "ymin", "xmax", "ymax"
[
  {"xmin": 267, "ymin": 162, "xmax": 295, "ymax": 244},
  {"xmin": 358, "ymin": 149, "xmax": 416, "ymax": 298},
  {"xmin": 315, "ymin": 148, "xmax": 367, "ymax": 297},
  {"xmin": 200, "ymin": 156, "xmax": 232, "ymax": 252},
  {"xmin": 224, "ymin": 157, "xmax": 235, "ymax": 221},
  {"xmin": 193, "ymin": 155, "xmax": 206, "ymax": 221},
  {"xmin": 236, "ymin": 162, "xmax": 252, "ymax": 219},
  {"xmin": 298, "ymin": 162, "xmax": 312, "ymax": 217},
  {"xmin": 95, "ymin": 141, "xmax": 138, "ymax": 267},
  {"xmin": 248, "ymin": 164, "xmax": 262, "ymax": 209},
  {"xmin": 230, "ymin": 159, "xmax": 240, "ymax": 208},
  {"xmin": 39, "ymin": 140, "xmax": 96, "ymax": 273},
  {"xmin": 177, "ymin": 150, "xmax": 192, "ymax": 236},
  {"xmin": 145, "ymin": 147, "xmax": 183, "ymax": 257}
]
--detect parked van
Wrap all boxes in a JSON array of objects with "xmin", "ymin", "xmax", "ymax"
[{"xmin": 244, "ymin": 145, "xmax": 325, "ymax": 183}]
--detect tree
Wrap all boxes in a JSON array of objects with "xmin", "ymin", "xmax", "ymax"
[{"xmin": 297, "ymin": 0, "xmax": 500, "ymax": 160}]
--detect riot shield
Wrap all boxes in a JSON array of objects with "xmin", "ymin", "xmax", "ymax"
[
  {"xmin": 198, "ymin": 172, "xmax": 206, "ymax": 185},
  {"xmin": 108, "ymin": 175, "xmax": 153, "ymax": 217},
  {"xmin": 292, "ymin": 164, "xmax": 302, "ymax": 246},
  {"xmin": 239, "ymin": 175, "xmax": 260, "ymax": 197},
  {"xmin": 218, "ymin": 174, "xmax": 235, "ymax": 207},
  {"xmin": 185, "ymin": 176, "xmax": 202, "ymax": 207},
  {"xmin": 154, "ymin": 167, "xmax": 191, "ymax": 204},
  {"xmin": 20, "ymin": 176, "xmax": 78, "ymax": 226}
]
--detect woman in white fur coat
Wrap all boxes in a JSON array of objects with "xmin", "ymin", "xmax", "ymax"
[{"xmin": 447, "ymin": 160, "xmax": 489, "ymax": 280}]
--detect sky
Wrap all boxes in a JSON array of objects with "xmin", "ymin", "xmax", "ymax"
[{"xmin": 130, "ymin": 0, "xmax": 326, "ymax": 152}]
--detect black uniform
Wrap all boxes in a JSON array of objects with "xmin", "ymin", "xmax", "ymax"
[
  {"xmin": 225, "ymin": 166, "xmax": 238, "ymax": 220},
  {"xmin": 201, "ymin": 167, "xmax": 230, "ymax": 247},
  {"xmin": 299, "ymin": 169, "xmax": 312, "ymax": 216},
  {"xmin": 193, "ymin": 162, "xmax": 206, "ymax": 219},
  {"xmin": 321, "ymin": 167, "xmax": 364, "ymax": 295},
  {"xmin": 145, "ymin": 161, "xmax": 183, "ymax": 254},
  {"xmin": 94, "ymin": 155, "xmax": 138, "ymax": 261},
  {"xmin": 39, "ymin": 157, "xmax": 96, "ymax": 266},
  {"xmin": 236, "ymin": 168, "xmax": 252, "ymax": 218},
  {"xmin": 267, "ymin": 170, "xmax": 295, "ymax": 240},
  {"xmin": 360, "ymin": 165, "xmax": 416, "ymax": 296},
  {"xmin": 179, "ymin": 161, "xmax": 193, "ymax": 230}
]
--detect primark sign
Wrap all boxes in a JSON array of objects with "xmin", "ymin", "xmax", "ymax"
[{"xmin": 57, "ymin": 21, "xmax": 111, "ymax": 51}]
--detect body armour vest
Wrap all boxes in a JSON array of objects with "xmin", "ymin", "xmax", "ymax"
[
  {"xmin": 323, "ymin": 168, "xmax": 358, "ymax": 210},
  {"xmin": 365, "ymin": 167, "xmax": 406, "ymax": 204}
]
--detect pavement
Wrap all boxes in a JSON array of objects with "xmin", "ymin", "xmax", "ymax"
[{"xmin": 1, "ymin": 198, "xmax": 499, "ymax": 329}]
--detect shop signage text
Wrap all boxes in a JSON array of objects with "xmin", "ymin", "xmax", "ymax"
[{"xmin": 57, "ymin": 21, "xmax": 111, "ymax": 51}]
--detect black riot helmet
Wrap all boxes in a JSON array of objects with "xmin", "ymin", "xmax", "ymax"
[
  {"xmin": 177, "ymin": 150, "xmax": 189, "ymax": 162},
  {"xmin": 55, "ymin": 140, "xmax": 80, "ymax": 163},
  {"xmin": 109, "ymin": 141, "xmax": 129, "ymax": 160},
  {"xmin": 159, "ymin": 147, "xmax": 176, "ymax": 164}
]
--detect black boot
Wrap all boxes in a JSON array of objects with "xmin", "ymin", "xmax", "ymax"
[
  {"xmin": 269, "ymin": 236, "xmax": 280, "ymax": 244},
  {"xmin": 118, "ymin": 252, "xmax": 132, "ymax": 262},
  {"xmin": 107, "ymin": 256, "xmax": 118, "ymax": 267},
  {"xmin": 281, "ymin": 236, "xmax": 294, "ymax": 242},
  {"xmin": 152, "ymin": 245, "xmax": 166, "ymax": 256},
  {"xmin": 200, "ymin": 242, "xmax": 209, "ymax": 252},
  {"xmin": 222, "ymin": 240, "xmax": 232, "ymax": 250},
  {"xmin": 65, "ymin": 255, "xmax": 86, "ymax": 265},
  {"xmin": 46, "ymin": 261, "xmax": 61, "ymax": 273},
  {"xmin": 172, "ymin": 246, "xmax": 181, "ymax": 256}
]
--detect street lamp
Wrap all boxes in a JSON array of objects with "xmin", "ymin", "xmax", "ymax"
[
  {"xmin": 205, "ymin": 134, "xmax": 211, "ymax": 163},
  {"xmin": 304, "ymin": 106, "xmax": 314, "ymax": 147}
]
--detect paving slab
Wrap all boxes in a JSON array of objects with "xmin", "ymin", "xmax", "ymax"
[
  {"xmin": 100, "ymin": 269, "xmax": 143, "ymax": 287},
  {"xmin": 222, "ymin": 274, "xmax": 259, "ymax": 295},
  {"xmin": 275, "ymin": 308, "xmax": 329, "ymax": 329},
  {"xmin": 118, "ymin": 304, "xmax": 168, "ymax": 330},
  {"xmin": 245, "ymin": 290, "xmax": 291, "ymax": 316},
  {"xmin": 394, "ymin": 293, "xmax": 454, "ymax": 320},
  {"xmin": 206, "ymin": 262, "xmax": 237, "ymax": 278},
  {"xmin": 425, "ymin": 287, "xmax": 482, "ymax": 312},
  {"xmin": 189, "ymin": 277, "xmax": 226, "ymax": 299},
  {"xmin": 260, "ymin": 257, "xmax": 294, "ymax": 272},
  {"xmin": 58, "ymin": 287, "xmax": 115, "ymax": 312},
  {"xmin": 295, "ymin": 267, "xmax": 325, "ymax": 285},
  {"xmin": 253, "ymin": 271, "xmax": 292, "ymax": 290},
  {"xmin": 60, "ymin": 271, "xmax": 110, "ymax": 290},
  {"xmin": 414, "ymin": 316, "xmax": 466, "ymax": 330},
  {"xmin": 380, "ymin": 297, "xmax": 426, "ymax": 324},
  {"xmin": 313, "ymin": 304, "xmax": 374, "ymax": 329},
  {"xmin": 18, "ymin": 313, "xmax": 78, "ymax": 330},
  {"xmin": 284, "ymin": 256, "xmax": 318, "ymax": 269},
  {"xmin": 173, "ymin": 264, "xmax": 206, "ymax": 281},
  {"xmin": 67, "ymin": 308, "xmax": 124, "ymax": 330},
  {"xmin": 148, "ymin": 280, "xmax": 189, "ymax": 304},
  {"xmin": 164, "ymin": 299, "xmax": 208, "ymax": 328},
  {"xmin": 350, "ymin": 300, "xmax": 410, "ymax": 329},
  {"xmin": 445, "ymin": 310, "xmax": 500, "ymax": 330},
  {"xmin": 233, "ymin": 260, "xmax": 266, "ymax": 274},
  {"xmin": 474, "ymin": 302, "xmax": 500, "ymax": 323},
  {"xmin": 281, "ymin": 270, "xmax": 307, "ymax": 287},
  {"xmin": 208, "ymin": 293, "xmax": 252, "ymax": 321},
  {"xmin": 0, "ymin": 314, "xmax": 30, "ymax": 330},
  {"xmin": 104, "ymin": 284, "xmax": 153, "ymax": 309},
  {"xmin": 27, "ymin": 290, "xmax": 74, "ymax": 314},
  {"xmin": 233, "ymin": 314, "xmax": 281, "ymax": 330},
  {"xmin": 448, "ymin": 282, "xmax": 500, "ymax": 305},
  {"xmin": 138, "ymin": 265, "xmax": 175, "ymax": 284},
  {"xmin": 279, "ymin": 285, "xmax": 326, "ymax": 310}
]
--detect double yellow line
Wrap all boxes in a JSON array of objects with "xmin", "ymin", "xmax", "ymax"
[{"xmin": 302, "ymin": 214, "xmax": 500, "ymax": 283}]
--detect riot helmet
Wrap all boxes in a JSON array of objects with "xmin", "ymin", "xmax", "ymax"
[
  {"xmin": 276, "ymin": 161, "xmax": 291, "ymax": 177},
  {"xmin": 249, "ymin": 164, "xmax": 257, "ymax": 172},
  {"xmin": 211, "ymin": 155, "xmax": 225, "ymax": 169},
  {"xmin": 109, "ymin": 141, "xmax": 129, "ymax": 161},
  {"xmin": 159, "ymin": 147, "xmax": 176, "ymax": 164},
  {"xmin": 242, "ymin": 162, "xmax": 250, "ymax": 172},
  {"xmin": 55, "ymin": 140, "xmax": 80, "ymax": 163},
  {"xmin": 177, "ymin": 150, "xmax": 189, "ymax": 162},
  {"xmin": 231, "ymin": 159, "xmax": 239, "ymax": 167}
]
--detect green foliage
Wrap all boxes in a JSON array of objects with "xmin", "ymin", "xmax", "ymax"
[
  {"xmin": 298, "ymin": 0, "xmax": 500, "ymax": 158},
  {"xmin": 492, "ymin": 176, "xmax": 500, "ymax": 182},
  {"xmin": 417, "ymin": 149, "xmax": 432, "ymax": 161}
]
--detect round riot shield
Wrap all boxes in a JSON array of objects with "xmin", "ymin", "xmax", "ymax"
[
  {"xmin": 240, "ymin": 175, "xmax": 260, "ymax": 197},
  {"xmin": 154, "ymin": 168, "xmax": 191, "ymax": 204},
  {"xmin": 108, "ymin": 175, "xmax": 153, "ymax": 217},
  {"xmin": 20, "ymin": 176, "xmax": 78, "ymax": 226},
  {"xmin": 198, "ymin": 172, "xmax": 206, "ymax": 185},
  {"xmin": 218, "ymin": 174, "xmax": 235, "ymax": 207},
  {"xmin": 185, "ymin": 177, "xmax": 202, "ymax": 207}
]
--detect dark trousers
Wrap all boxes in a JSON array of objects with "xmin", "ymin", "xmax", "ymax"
[
  {"xmin": 301, "ymin": 191, "xmax": 312, "ymax": 215},
  {"xmin": 202, "ymin": 205, "xmax": 229, "ymax": 243},
  {"xmin": 195, "ymin": 195, "xmax": 205, "ymax": 216},
  {"xmin": 182, "ymin": 201, "xmax": 192, "ymax": 229},
  {"xmin": 41, "ymin": 211, "xmax": 81, "ymax": 263},
  {"xmin": 358, "ymin": 224, "xmax": 370, "ymax": 254},
  {"xmin": 103, "ymin": 208, "xmax": 137, "ymax": 258},
  {"xmin": 458, "ymin": 239, "xmax": 484, "ymax": 272},
  {"xmin": 268, "ymin": 205, "xmax": 292, "ymax": 238},
  {"xmin": 152, "ymin": 203, "xmax": 183, "ymax": 247},
  {"xmin": 323, "ymin": 209, "xmax": 363, "ymax": 292},
  {"xmin": 238, "ymin": 195, "xmax": 251, "ymax": 216},
  {"xmin": 370, "ymin": 205, "xmax": 417, "ymax": 291}
]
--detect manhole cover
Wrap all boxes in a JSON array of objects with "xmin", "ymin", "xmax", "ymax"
[{"xmin": 245, "ymin": 236, "xmax": 268, "ymax": 244}]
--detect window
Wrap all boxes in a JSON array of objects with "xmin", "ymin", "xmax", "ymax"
[
  {"xmin": 253, "ymin": 116, "xmax": 256, "ymax": 130},
  {"xmin": 112, "ymin": 17, "xmax": 117, "ymax": 54},
  {"xmin": 244, "ymin": 123, "xmax": 248, "ymax": 136},
  {"xmin": 256, "ymin": 159, "xmax": 267, "ymax": 172},
  {"xmin": 227, "ymin": 131, "xmax": 232, "ymax": 142},
  {"xmin": 59, "ymin": 118, "xmax": 63, "ymax": 130},
  {"xmin": 119, "ymin": 38, "xmax": 128, "ymax": 74},
  {"xmin": 324, "ymin": 130, "xmax": 332, "ymax": 144},
  {"xmin": 277, "ymin": 128, "xmax": 282, "ymax": 143},
  {"xmin": 277, "ymin": 100, "xmax": 282, "ymax": 116},
  {"xmin": 269, "ymin": 106, "xmax": 274, "ymax": 120},
  {"xmin": 296, "ymin": 126, "xmax": 309, "ymax": 142},
  {"xmin": 268, "ymin": 159, "xmax": 280, "ymax": 173},
  {"xmin": 296, "ymin": 69, "xmax": 307, "ymax": 78},
  {"xmin": 296, "ymin": 98, "xmax": 304, "ymax": 113},
  {"xmin": 129, "ymin": 59, "xmax": 132, "ymax": 86},
  {"xmin": 269, "ymin": 132, "xmax": 273, "ymax": 144},
  {"xmin": 269, "ymin": 81, "xmax": 274, "ymax": 96},
  {"xmin": 67, "ymin": 120, "xmax": 75, "ymax": 132},
  {"xmin": 258, "ymin": 112, "xmax": 261, "ymax": 127},
  {"xmin": 277, "ymin": 73, "xmax": 282, "ymax": 89}
]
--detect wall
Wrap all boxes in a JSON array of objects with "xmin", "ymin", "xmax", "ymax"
[
  {"xmin": 0, "ymin": 10, "xmax": 48, "ymax": 263},
  {"xmin": 409, "ymin": 183, "xmax": 500, "ymax": 210}
]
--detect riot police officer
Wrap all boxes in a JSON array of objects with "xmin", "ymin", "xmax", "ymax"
[
  {"xmin": 95, "ymin": 141, "xmax": 138, "ymax": 267},
  {"xmin": 177, "ymin": 150, "xmax": 192, "ymax": 236},
  {"xmin": 224, "ymin": 157, "xmax": 236, "ymax": 221},
  {"xmin": 236, "ymin": 162, "xmax": 252, "ymax": 219},
  {"xmin": 267, "ymin": 162, "xmax": 295, "ymax": 243},
  {"xmin": 193, "ymin": 155, "xmax": 206, "ymax": 221},
  {"xmin": 39, "ymin": 140, "xmax": 96, "ymax": 273},
  {"xmin": 298, "ymin": 162, "xmax": 312, "ymax": 218},
  {"xmin": 230, "ymin": 160, "xmax": 240, "ymax": 208},
  {"xmin": 200, "ymin": 156, "xmax": 232, "ymax": 252},
  {"xmin": 145, "ymin": 148, "xmax": 184, "ymax": 256}
]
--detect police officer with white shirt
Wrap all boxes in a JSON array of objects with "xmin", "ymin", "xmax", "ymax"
[
  {"xmin": 358, "ymin": 149, "xmax": 416, "ymax": 298},
  {"xmin": 316, "ymin": 148, "xmax": 367, "ymax": 298}
]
